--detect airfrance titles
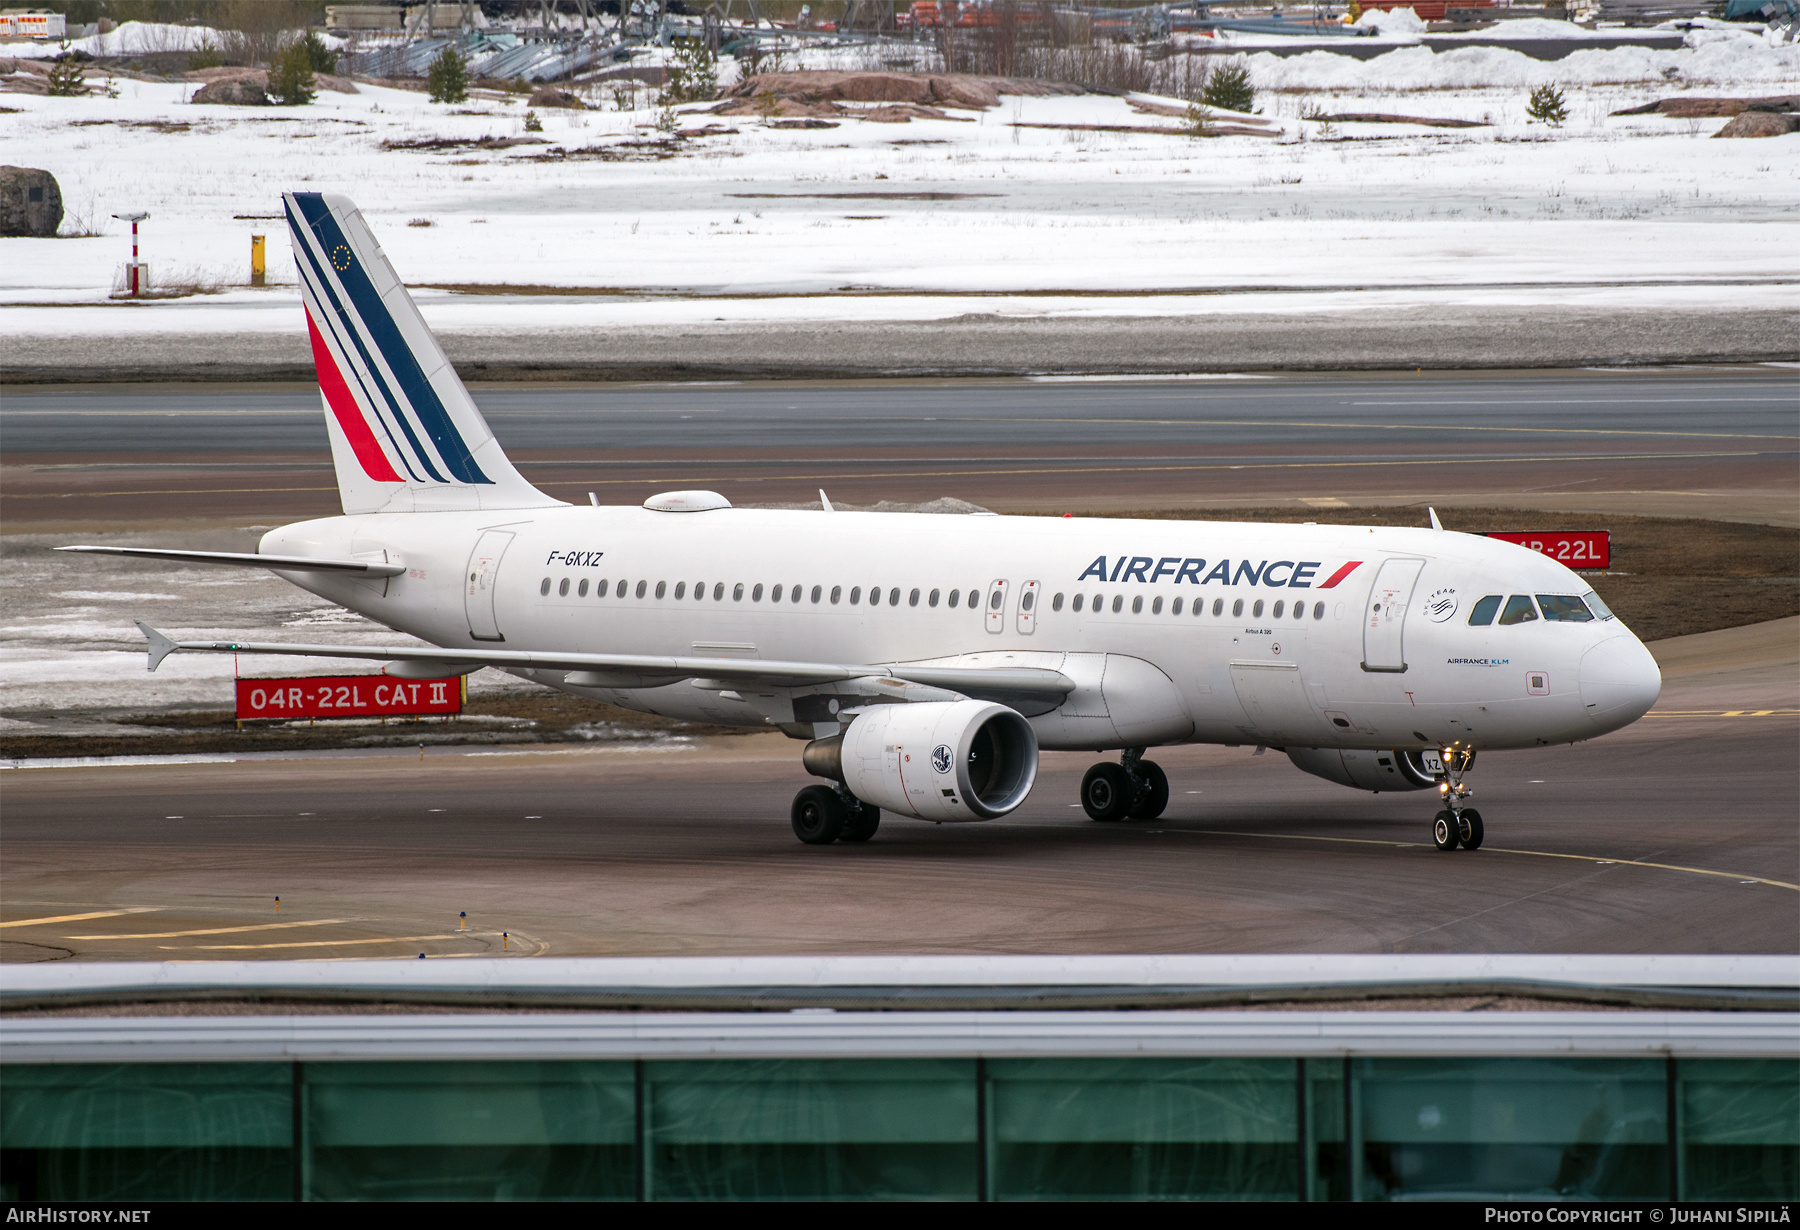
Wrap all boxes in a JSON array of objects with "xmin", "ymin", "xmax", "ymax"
[{"xmin": 1076, "ymin": 557, "xmax": 1362, "ymax": 589}]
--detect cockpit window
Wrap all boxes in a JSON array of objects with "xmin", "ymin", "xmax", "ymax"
[
  {"xmin": 1582, "ymin": 590, "xmax": 1615, "ymax": 620},
  {"xmin": 1467, "ymin": 595, "xmax": 1502, "ymax": 626},
  {"xmin": 1537, "ymin": 594, "xmax": 1595, "ymax": 622},
  {"xmin": 1498, "ymin": 595, "xmax": 1538, "ymax": 625}
]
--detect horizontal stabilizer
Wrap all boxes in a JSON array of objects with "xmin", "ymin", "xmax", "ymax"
[
  {"xmin": 133, "ymin": 629, "xmax": 1075, "ymax": 702},
  {"xmin": 57, "ymin": 546, "xmax": 405, "ymax": 578}
]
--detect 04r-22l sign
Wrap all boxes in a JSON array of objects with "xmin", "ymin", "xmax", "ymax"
[
  {"xmin": 1484, "ymin": 530, "xmax": 1610, "ymax": 570},
  {"xmin": 236, "ymin": 675, "xmax": 464, "ymax": 720}
]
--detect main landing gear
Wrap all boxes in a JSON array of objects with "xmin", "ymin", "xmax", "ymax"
[
  {"xmin": 1430, "ymin": 747, "xmax": 1483, "ymax": 852},
  {"xmin": 1080, "ymin": 748, "xmax": 1169, "ymax": 822},
  {"xmin": 791, "ymin": 784, "xmax": 881, "ymax": 846}
]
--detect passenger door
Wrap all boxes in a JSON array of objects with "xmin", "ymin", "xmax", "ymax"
[
  {"xmin": 464, "ymin": 530, "xmax": 514, "ymax": 642},
  {"xmin": 1362, "ymin": 557, "xmax": 1425, "ymax": 673}
]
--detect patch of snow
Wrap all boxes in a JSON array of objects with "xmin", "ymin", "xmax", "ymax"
[
  {"xmin": 1354, "ymin": 5, "xmax": 1428, "ymax": 34},
  {"xmin": 9, "ymin": 20, "xmax": 228, "ymax": 59}
]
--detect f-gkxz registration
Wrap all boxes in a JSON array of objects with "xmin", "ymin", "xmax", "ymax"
[{"xmin": 63, "ymin": 193, "xmax": 1662, "ymax": 849}]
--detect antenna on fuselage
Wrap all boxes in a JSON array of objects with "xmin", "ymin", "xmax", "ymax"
[
  {"xmin": 819, "ymin": 489, "xmax": 835, "ymax": 513},
  {"xmin": 1428, "ymin": 507, "xmax": 1444, "ymax": 531}
]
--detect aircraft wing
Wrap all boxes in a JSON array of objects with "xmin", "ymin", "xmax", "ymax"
[
  {"xmin": 58, "ymin": 546, "xmax": 406, "ymax": 578},
  {"xmin": 133, "ymin": 623, "xmax": 1074, "ymax": 704}
]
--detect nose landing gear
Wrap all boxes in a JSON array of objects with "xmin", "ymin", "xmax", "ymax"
[
  {"xmin": 1429, "ymin": 746, "xmax": 1483, "ymax": 851},
  {"xmin": 1081, "ymin": 748, "xmax": 1170, "ymax": 822}
]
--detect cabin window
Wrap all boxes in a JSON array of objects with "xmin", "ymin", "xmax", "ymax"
[
  {"xmin": 1021, "ymin": 590, "xmax": 1035, "ymax": 612},
  {"xmin": 850, "ymin": 587, "xmax": 862, "ymax": 605},
  {"xmin": 1150, "ymin": 596, "xmax": 1162, "ymax": 615},
  {"xmin": 869, "ymin": 587, "xmax": 882, "ymax": 607},
  {"xmin": 675, "ymin": 582, "xmax": 686, "ymax": 600},
  {"xmin": 829, "ymin": 586, "xmax": 841, "ymax": 604},
  {"xmin": 1537, "ymin": 594, "xmax": 1595, "ymax": 623},
  {"xmin": 1498, "ymin": 595, "xmax": 1538, "ymax": 625},
  {"xmin": 617, "ymin": 580, "xmax": 628, "ymax": 599},
  {"xmin": 558, "ymin": 578, "xmax": 570, "ymax": 597},
  {"xmin": 1252, "ymin": 599, "xmax": 1264, "ymax": 618},
  {"xmin": 1313, "ymin": 601, "xmax": 1325, "ymax": 620},
  {"xmin": 1131, "ymin": 596, "xmax": 1144, "ymax": 614},
  {"xmin": 1167, "ymin": 597, "xmax": 1179, "ymax": 615},
  {"xmin": 752, "ymin": 584, "xmax": 765, "ymax": 602},
  {"xmin": 655, "ymin": 581, "xmax": 667, "ymax": 599},
  {"xmin": 596, "ymin": 579, "xmax": 608, "ymax": 597},
  {"xmin": 578, "ymin": 579, "xmax": 589, "ymax": 597},
  {"xmin": 989, "ymin": 590, "xmax": 1004, "ymax": 611},
  {"xmin": 890, "ymin": 588, "xmax": 901, "ymax": 606},
  {"xmin": 767, "ymin": 584, "xmax": 779, "ymax": 602},
  {"xmin": 1073, "ymin": 594, "xmax": 1085, "ymax": 612},
  {"xmin": 814, "ymin": 586, "xmax": 825, "ymax": 604},
  {"xmin": 1051, "ymin": 592, "xmax": 1063, "ymax": 612},
  {"xmin": 947, "ymin": 590, "xmax": 960, "ymax": 608},
  {"xmin": 1112, "ymin": 595, "xmax": 1123, "ymax": 613},
  {"xmin": 712, "ymin": 582, "xmax": 724, "ymax": 601},
  {"xmin": 1213, "ymin": 598, "xmax": 1224, "ymax": 617},
  {"xmin": 1583, "ymin": 590, "xmax": 1614, "ymax": 620},
  {"xmin": 1468, "ymin": 595, "xmax": 1502, "ymax": 626},
  {"xmin": 539, "ymin": 577, "xmax": 551, "ymax": 596},
  {"xmin": 1232, "ymin": 599, "xmax": 1244, "ymax": 618},
  {"xmin": 732, "ymin": 583, "xmax": 744, "ymax": 602},
  {"xmin": 694, "ymin": 582, "xmax": 705, "ymax": 601},
  {"xmin": 908, "ymin": 588, "xmax": 919, "ymax": 607},
  {"xmin": 1272, "ymin": 600, "xmax": 1284, "ymax": 619},
  {"xmin": 930, "ymin": 589, "xmax": 941, "ymax": 608},
  {"xmin": 636, "ymin": 581, "xmax": 647, "ymax": 599},
  {"xmin": 1295, "ymin": 602, "xmax": 1306, "ymax": 620}
]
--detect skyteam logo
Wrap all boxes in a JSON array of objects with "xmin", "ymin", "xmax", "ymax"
[
  {"xmin": 1424, "ymin": 587, "xmax": 1459, "ymax": 622},
  {"xmin": 931, "ymin": 744, "xmax": 954, "ymax": 774}
]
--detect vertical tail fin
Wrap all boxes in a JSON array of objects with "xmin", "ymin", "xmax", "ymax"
[{"xmin": 285, "ymin": 192, "xmax": 561, "ymax": 515}]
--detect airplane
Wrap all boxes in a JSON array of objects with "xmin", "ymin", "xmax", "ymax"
[{"xmin": 60, "ymin": 192, "xmax": 1663, "ymax": 850}]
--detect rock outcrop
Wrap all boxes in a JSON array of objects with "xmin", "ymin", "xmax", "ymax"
[
  {"xmin": 0, "ymin": 166, "xmax": 63, "ymax": 237},
  {"xmin": 528, "ymin": 85, "xmax": 585, "ymax": 109},
  {"xmin": 1713, "ymin": 111, "xmax": 1800, "ymax": 137}
]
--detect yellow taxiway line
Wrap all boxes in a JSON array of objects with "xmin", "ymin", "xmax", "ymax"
[
  {"xmin": 0, "ymin": 908, "xmax": 160, "ymax": 929},
  {"xmin": 70, "ymin": 919, "xmax": 349, "ymax": 940},
  {"xmin": 161, "ymin": 935, "xmax": 464, "ymax": 952},
  {"xmin": 1171, "ymin": 829, "xmax": 1799, "ymax": 892}
]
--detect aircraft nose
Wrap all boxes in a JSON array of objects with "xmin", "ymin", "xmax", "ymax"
[{"xmin": 1578, "ymin": 634, "xmax": 1661, "ymax": 732}]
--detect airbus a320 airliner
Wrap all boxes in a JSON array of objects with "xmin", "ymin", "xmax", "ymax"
[{"xmin": 62, "ymin": 193, "xmax": 1662, "ymax": 849}]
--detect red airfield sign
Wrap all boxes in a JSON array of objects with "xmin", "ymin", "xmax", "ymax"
[
  {"xmin": 236, "ymin": 675, "xmax": 464, "ymax": 721},
  {"xmin": 1484, "ymin": 530, "xmax": 1610, "ymax": 570}
]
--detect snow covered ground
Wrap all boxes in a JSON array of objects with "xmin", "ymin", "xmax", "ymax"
[{"xmin": 2, "ymin": 22, "xmax": 1794, "ymax": 339}]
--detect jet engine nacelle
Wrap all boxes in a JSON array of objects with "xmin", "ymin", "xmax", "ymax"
[
  {"xmin": 833, "ymin": 700, "xmax": 1039, "ymax": 821},
  {"xmin": 1286, "ymin": 747, "xmax": 1442, "ymax": 793}
]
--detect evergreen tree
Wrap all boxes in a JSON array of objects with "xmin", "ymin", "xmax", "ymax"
[
  {"xmin": 428, "ymin": 45, "xmax": 470, "ymax": 104},
  {"xmin": 46, "ymin": 56, "xmax": 88, "ymax": 97},
  {"xmin": 270, "ymin": 39, "xmax": 316, "ymax": 106},
  {"xmin": 1526, "ymin": 83, "xmax": 1568, "ymax": 127},
  {"xmin": 662, "ymin": 38, "xmax": 719, "ymax": 104},
  {"xmin": 1201, "ymin": 60, "xmax": 1254, "ymax": 114},
  {"xmin": 303, "ymin": 30, "xmax": 337, "ymax": 75}
]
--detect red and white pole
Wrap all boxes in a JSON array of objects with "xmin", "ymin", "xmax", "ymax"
[{"xmin": 130, "ymin": 219, "xmax": 140, "ymax": 296}]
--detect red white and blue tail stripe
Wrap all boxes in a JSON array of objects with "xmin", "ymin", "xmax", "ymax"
[{"xmin": 285, "ymin": 192, "xmax": 558, "ymax": 514}]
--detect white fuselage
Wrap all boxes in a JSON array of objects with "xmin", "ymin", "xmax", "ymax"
[{"xmin": 262, "ymin": 506, "xmax": 1661, "ymax": 754}]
